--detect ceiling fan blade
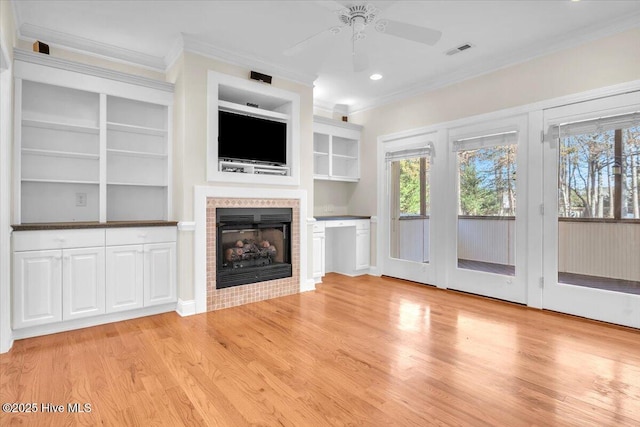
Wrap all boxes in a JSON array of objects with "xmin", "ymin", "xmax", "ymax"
[
  {"xmin": 353, "ymin": 51, "xmax": 369, "ymax": 72},
  {"xmin": 313, "ymin": 0, "xmax": 348, "ymax": 12},
  {"xmin": 375, "ymin": 19, "xmax": 442, "ymax": 46},
  {"xmin": 283, "ymin": 27, "xmax": 342, "ymax": 56}
]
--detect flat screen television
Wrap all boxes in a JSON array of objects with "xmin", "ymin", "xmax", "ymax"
[{"xmin": 218, "ymin": 110, "xmax": 287, "ymax": 165}]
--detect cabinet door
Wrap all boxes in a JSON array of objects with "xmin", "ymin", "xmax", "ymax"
[
  {"xmin": 356, "ymin": 229, "xmax": 370, "ymax": 270},
  {"xmin": 13, "ymin": 250, "xmax": 62, "ymax": 329},
  {"xmin": 106, "ymin": 245, "xmax": 144, "ymax": 313},
  {"xmin": 62, "ymin": 247, "xmax": 105, "ymax": 320},
  {"xmin": 312, "ymin": 233, "xmax": 325, "ymax": 280},
  {"xmin": 144, "ymin": 242, "xmax": 176, "ymax": 306}
]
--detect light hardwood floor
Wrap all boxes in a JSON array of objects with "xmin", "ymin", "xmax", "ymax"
[{"xmin": 1, "ymin": 273, "xmax": 639, "ymax": 426}]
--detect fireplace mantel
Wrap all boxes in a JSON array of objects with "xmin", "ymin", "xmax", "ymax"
[{"xmin": 194, "ymin": 186, "xmax": 311, "ymax": 313}]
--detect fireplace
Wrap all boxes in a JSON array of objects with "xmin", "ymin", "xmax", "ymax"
[{"xmin": 216, "ymin": 207, "xmax": 292, "ymax": 288}]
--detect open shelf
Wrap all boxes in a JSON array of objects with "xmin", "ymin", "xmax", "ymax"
[
  {"xmin": 15, "ymin": 70, "xmax": 172, "ymax": 224},
  {"xmin": 21, "ymin": 181, "xmax": 100, "ymax": 223},
  {"xmin": 22, "ymin": 148, "xmax": 99, "ymax": 160},
  {"xmin": 107, "ymin": 121, "xmax": 166, "ymax": 136},
  {"xmin": 22, "ymin": 178, "xmax": 100, "ymax": 185},
  {"xmin": 107, "ymin": 182, "xmax": 167, "ymax": 187},
  {"xmin": 22, "ymin": 118, "xmax": 100, "ymax": 134},
  {"xmin": 313, "ymin": 117, "xmax": 362, "ymax": 182},
  {"xmin": 106, "ymin": 148, "xmax": 167, "ymax": 159}
]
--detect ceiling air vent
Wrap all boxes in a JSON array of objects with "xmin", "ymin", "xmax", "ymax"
[{"xmin": 446, "ymin": 43, "xmax": 474, "ymax": 56}]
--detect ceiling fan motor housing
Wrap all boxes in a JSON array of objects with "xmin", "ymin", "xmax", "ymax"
[{"xmin": 339, "ymin": 4, "xmax": 378, "ymax": 28}]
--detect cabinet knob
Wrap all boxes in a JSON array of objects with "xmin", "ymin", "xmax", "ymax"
[
  {"xmin": 138, "ymin": 233, "xmax": 148, "ymax": 239},
  {"xmin": 55, "ymin": 236, "xmax": 66, "ymax": 242}
]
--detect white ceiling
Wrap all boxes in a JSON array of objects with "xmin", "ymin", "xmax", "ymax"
[{"xmin": 11, "ymin": 0, "xmax": 640, "ymax": 113}]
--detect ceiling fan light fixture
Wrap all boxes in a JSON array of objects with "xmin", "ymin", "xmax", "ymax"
[{"xmin": 369, "ymin": 73, "xmax": 383, "ymax": 81}]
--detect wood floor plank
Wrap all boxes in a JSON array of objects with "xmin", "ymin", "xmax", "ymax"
[{"xmin": 1, "ymin": 273, "xmax": 639, "ymax": 426}]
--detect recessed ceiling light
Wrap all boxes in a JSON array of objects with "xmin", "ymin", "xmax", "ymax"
[{"xmin": 369, "ymin": 73, "xmax": 383, "ymax": 81}]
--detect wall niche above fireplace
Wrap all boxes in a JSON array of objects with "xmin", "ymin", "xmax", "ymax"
[
  {"xmin": 207, "ymin": 71, "xmax": 300, "ymax": 186},
  {"xmin": 217, "ymin": 207, "xmax": 292, "ymax": 288}
]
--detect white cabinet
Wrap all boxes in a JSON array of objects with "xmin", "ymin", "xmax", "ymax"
[
  {"xmin": 62, "ymin": 247, "xmax": 105, "ymax": 320},
  {"xmin": 312, "ymin": 222, "xmax": 325, "ymax": 283},
  {"xmin": 144, "ymin": 243, "xmax": 177, "ymax": 306},
  {"xmin": 12, "ymin": 229, "xmax": 105, "ymax": 328},
  {"xmin": 356, "ymin": 228, "xmax": 371, "ymax": 271},
  {"xmin": 105, "ymin": 227, "xmax": 177, "ymax": 311},
  {"xmin": 12, "ymin": 226, "xmax": 176, "ymax": 334},
  {"xmin": 313, "ymin": 116, "xmax": 362, "ymax": 182},
  {"xmin": 13, "ymin": 50, "xmax": 173, "ymax": 224},
  {"xmin": 12, "ymin": 250, "xmax": 62, "ymax": 328},
  {"xmin": 106, "ymin": 245, "xmax": 144, "ymax": 313}
]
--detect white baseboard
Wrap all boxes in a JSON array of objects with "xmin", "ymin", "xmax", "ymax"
[
  {"xmin": 300, "ymin": 278, "xmax": 316, "ymax": 292},
  {"xmin": 0, "ymin": 331, "xmax": 13, "ymax": 354},
  {"xmin": 176, "ymin": 299, "xmax": 196, "ymax": 316},
  {"xmin": 12, "ymin": 303, "xmax": 177, "ymax": 340},
  {"xmin": 367, "ymin": 266, "xmax": 382, "ymax": 277}
]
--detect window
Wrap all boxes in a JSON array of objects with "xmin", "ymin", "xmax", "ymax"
[
  {"xmin": 458, "ymin": 145, "xmax": 517, "ymax": 217},
  {"xmin": 453, "ymin": 130, "xmax": 518, "ymax": 276},
  {"xmin": 387, "ymin": 147, "xmax": 431, "ymax": 263},
  {"xmin": 398, "ymin": 157, "xmax": 430, "ymax": 217},
  {"xmin": 558, "ymin": 122, "xmax": 640, "ymax": 219}
]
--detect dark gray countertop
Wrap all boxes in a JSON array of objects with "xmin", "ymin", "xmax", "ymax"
[
  {"xmin": 314, "ymin": 215, "xmax": 371, "ymax": 221},
  {"xmin": 12, "ymin": 220, "xmax": 179, "ymax": 231}
]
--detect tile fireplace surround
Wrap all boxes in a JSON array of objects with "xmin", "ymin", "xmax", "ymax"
[
  {"xmin": 193, "ymin": 185, "xmax": 310, "ymax": 314},
  {"xmin": 206, "ymin": 197, "xmax": 300, "ymax": 311}
]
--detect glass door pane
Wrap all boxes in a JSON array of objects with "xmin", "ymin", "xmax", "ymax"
[
  {"xmin": 390, "ymin": 156, "xmax": 430, "ymax": 263},
  {"xmin": 457, "ymin": 145, "xmax": 517, "ymax": 276},
  {"xmin": 557, "ymin": 124, "xmax": 640, "ymax": 295}
]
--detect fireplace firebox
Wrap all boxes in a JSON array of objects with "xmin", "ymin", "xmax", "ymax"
[{"xmin": 216, "ymin": 207, "xmax": 292, "ymax": 288}]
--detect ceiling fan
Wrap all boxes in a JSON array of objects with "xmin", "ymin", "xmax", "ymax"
[{"xmin": 283, "ymin": 1, "xmax": 442, "ymax": 72}]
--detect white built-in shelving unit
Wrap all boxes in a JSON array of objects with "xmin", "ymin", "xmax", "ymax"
[
  {"xmin": 106, "ymin": 96, "xmax": 169, "ymax": 221},
  {"xmin": 313, "ymin": 116, "xmax": 362, "ymax": 182},
  {"xmin": 13, "ymin": 50, "xmax": 173, "ymax": 224},
  {"xmin": 10, "ymin": 50, "xmax": 177, "ymax": 341},
  {"xmin": 207, "ymin": 71, "xmax": 300, "ymax": 186}
]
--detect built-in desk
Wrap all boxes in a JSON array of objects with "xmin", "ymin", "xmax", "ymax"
[{"xmin": 313, "ymin": 216, "xmax": 371, "ymax": 283}]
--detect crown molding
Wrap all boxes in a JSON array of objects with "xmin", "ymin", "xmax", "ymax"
[
  {"xmin": 313, "ymin": 115, "xmax": 363, "ymax": 131},
  {"xmin": 312, "ymin": 98, "xmax": 336, "ymax": 115},
  {"xmin": 13, "ymin": 49, "xmax": 174, "ymax": 93},
  {"xmin": 17, "ymin": 23, "xmax": 166, "ymax": 71},
  {"xmin": 348, "ymin": 11, "xmax": 640, "ymax": 115},
  {"xmin": 181, "ymin": 34, "xmax": 316, "ymax": 87},
  {"xmin": 0, "ymin": 29, "xmax": 10, "ymax": 71},
  {"xmin": 164, "ymin": 35, "xmax": 184, "ymax": 72}
]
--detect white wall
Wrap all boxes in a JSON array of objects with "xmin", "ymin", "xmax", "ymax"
[
  {"xmin": 1, "ymin": 0, "xmax": 17, "ymax": 352},
  {"xmin": 314, "ymin": 180, "xmax": 355, "ymax": 216}
]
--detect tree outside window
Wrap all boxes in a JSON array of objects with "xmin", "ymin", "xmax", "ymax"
[
  {"xmin": 458, "ymin": 145, "xmax": 517, "ymax": 217},
  {"xmin": 558, "ymin": 125, "xmax": 640, "ymax": 219}
]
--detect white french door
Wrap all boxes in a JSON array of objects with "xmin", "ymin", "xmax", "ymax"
[
  {"xmin": 542, "ymin": 92, "xmax": 640, "ymax": 328},
  {"xmin": 382, "ymin": 132, "xmax": 438, "ymax": 285},
  {"xmin": 445, "ymin": 116, "xmax": 529, "ymax": 303}
]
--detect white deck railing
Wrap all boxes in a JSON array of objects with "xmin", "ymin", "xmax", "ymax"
[{"xmin": 395, "ymin": 217, "xmax": 639, "ymax": 282}]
